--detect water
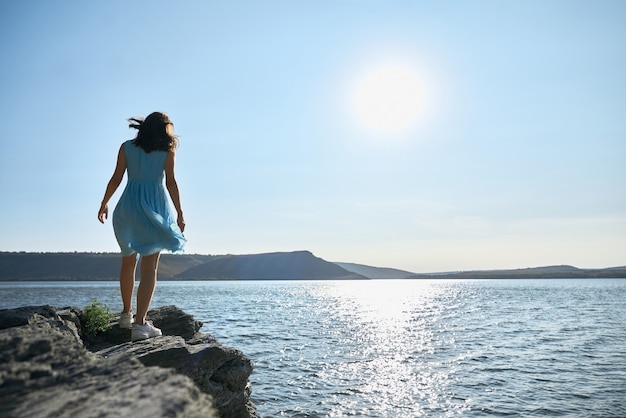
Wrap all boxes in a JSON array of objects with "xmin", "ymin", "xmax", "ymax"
[{"xmin": 1, "ymin": 279, "xmax": 625, "ymax": 417}]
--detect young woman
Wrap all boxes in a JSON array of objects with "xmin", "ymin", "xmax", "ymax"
[{"xmin": 98, "ymin": 112, "xmax": 186, "ymax": 341}]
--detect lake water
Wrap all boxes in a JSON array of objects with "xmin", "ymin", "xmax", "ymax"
[{"xmin": 1, "ymin": 279, "xmax": 625, "ymax": 417}]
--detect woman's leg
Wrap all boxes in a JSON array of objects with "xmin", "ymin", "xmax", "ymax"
[
  {"xmin": 120, "ymin": 254, "xmax": 137, "ymax": 313},
  {"xmin": 135, "ymin": 252, "xmax": 161, "ymax": 325}
]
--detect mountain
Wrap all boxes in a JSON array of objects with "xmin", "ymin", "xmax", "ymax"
[
  {"xmin": 0, "ymin": 252, "xmax": 217, "ymax": 281},
  {"xmin": 0, "ymin": 251, "xmax": 365, "ymax": 281},
  {"xmin": 177, "ymin": 251, "xmax": 366, "ymax": 280},
  {"xmin": 334, "ymin": 262, "xmax": 415, "ymax": 279},
  {"xmin": 407, "ymin": 265, "xmax": 626, "ymax": 279},
  {"xmin": 0, "ymin": 252, "xmax": 121, "ymax": 280},
  {"xmin": 0, "ymin": 252, "xmax": 624, "ymax": 281}
]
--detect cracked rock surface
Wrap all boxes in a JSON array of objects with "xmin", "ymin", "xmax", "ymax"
[{"xmin": 0, "ymin": 305, "xmax": 258, "ymax": 418}]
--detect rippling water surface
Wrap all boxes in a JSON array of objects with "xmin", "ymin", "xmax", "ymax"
[{"xmin": 1, "ymin": 279, "xmax": 625, "ymax": 417}]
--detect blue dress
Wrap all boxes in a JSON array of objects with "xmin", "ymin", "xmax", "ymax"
[{"xmin": 113, "ymin": 140, "xmax": 186, "ymax": 257}]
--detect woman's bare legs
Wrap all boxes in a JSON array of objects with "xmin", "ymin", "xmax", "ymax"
[
  {"xmin": 135, "ymin": 252, "xmax": 161, "ymax": 325},
  {"xmin": 120, "ymin": 254, "xmax": 137, "ymax": 314}
]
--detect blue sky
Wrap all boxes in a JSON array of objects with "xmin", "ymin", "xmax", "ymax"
[{"xmin": 1, "ymin": 0, "xmax": 624, "ymax": 272}]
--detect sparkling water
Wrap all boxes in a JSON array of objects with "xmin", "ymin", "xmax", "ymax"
[{"xmin": 1, "ymin": 279, "xmax": 625, "ymax": 417}]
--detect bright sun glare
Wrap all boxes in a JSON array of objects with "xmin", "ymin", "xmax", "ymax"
[{"xmin": 352, "ymin": 64, "xmax": 425, "ymax": 136}]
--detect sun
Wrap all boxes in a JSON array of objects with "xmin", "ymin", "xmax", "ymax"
[{"xmin": 352, "ymin": 64, "xmax": 425, "ymax": 136}]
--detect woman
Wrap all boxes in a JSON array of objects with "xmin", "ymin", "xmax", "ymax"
[{"xmin": 98, "ymin": 112, "xmax": 186, "ymax": 341}]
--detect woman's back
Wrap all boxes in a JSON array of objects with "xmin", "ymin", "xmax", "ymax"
[{"xmin": 124, "ymin": 140, "xmax": 168, "ymax": 182}]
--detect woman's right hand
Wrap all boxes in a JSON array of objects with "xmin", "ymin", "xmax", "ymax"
[{"xmin": 98, "ymin": 203, "xmax": 108, "ymax": 224}]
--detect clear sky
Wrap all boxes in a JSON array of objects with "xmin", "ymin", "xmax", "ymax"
[{"xmin": 1, "ymin": 1, "xmax": 624, "ymax": 273}]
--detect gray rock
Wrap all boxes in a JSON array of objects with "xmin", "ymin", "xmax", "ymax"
[
  {"xmin": 145, "ymin": 305, "xmax": 204, "ymax": 340},
  {"xmin": 0, "ymin": 305, "xmax": 258, "ymax": 418}
]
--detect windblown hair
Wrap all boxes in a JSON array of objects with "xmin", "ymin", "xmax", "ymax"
[{"xmin": 128, "ymin": 112, "xmax": 179, "ymax": 153}]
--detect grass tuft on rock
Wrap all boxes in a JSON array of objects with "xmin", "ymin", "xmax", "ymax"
[{"xmin": 81, "ymin": 298, "xmax": 113, "ymax": 334}]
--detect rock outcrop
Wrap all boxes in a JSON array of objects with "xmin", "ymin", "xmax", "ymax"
[{"xmin": 0, "ymin": 305, "xmax": 258, "ymax": 418}]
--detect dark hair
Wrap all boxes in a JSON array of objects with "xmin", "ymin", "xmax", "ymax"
[{"xmin": 128, "ymin": 112, "xmax": 179, "ymax": 153}]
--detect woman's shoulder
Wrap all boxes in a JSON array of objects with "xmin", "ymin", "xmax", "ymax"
[
  {"xmin": 121, "ymin": 139, "xmax": 138, "ymax": 153},
  {"xmin": 119, "ymin": 139, "xmax": 131, "ymax": 150}
]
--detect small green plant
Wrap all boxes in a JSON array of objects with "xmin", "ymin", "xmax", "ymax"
[{"xmin": 82, "ymin": 299, "xmax": 113, "ymax": 334}]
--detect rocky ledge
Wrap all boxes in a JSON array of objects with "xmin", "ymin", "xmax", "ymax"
[{"xmin": 0, "ymin": 305, "xmax": 258, "ymax": 418}]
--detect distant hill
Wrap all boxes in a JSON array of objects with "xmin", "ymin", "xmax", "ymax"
[
  {"xmin": 0, "ymin": 252, "xmax": 121, "ymax": 280},
  {"xmin": 178, "ymin": 251, "xmax": 366, "ymax": 280},
  {"xmin": 0, "ymin": 252, "xmax": 217, "ymax": 281},
  {"xmin": 0, "ymin": 251, "xmax": 365, "ymax": 281},
  {"xmin": 0, "ymin": 252, "xmax": 624, "ymax": 281},
  {"xmin": 335, "ymin": 262, "xmax": 415, "ymax": 279},
  {"xmin": 408, "ymin": 265, "xmax": 626, "ymax": 279}
]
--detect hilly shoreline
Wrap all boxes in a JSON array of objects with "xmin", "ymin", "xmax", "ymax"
[{"xmin": 0, "ymin": 251, "xmax": 624, "ymax": 281}]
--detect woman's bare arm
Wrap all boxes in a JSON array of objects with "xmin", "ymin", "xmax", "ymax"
[
  {"xmin": 98, "ymin": 144, "xmax": 126, "ymax": 223},
  {"xmin": 165, "ymin": 150, "xmax": 185, "ymax": 232}
]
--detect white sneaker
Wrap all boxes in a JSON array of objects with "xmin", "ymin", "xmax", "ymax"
[
  {"xmin": 131, "ymin": 321, "xmax": 162, "ymax": 341},
  {"xmin": 119, "ymin": 312, "xmax": 133, "ymax": 329}
]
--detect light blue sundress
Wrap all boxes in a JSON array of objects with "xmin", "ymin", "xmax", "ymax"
[{"xmin": 112, "ymin": 140, "xmax": 186, "ymax": 257}]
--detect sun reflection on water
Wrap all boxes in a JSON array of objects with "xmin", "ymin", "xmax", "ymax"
[{"xmin": 313, "ymin": 280, "xmax": 467, "ymax": 416}]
